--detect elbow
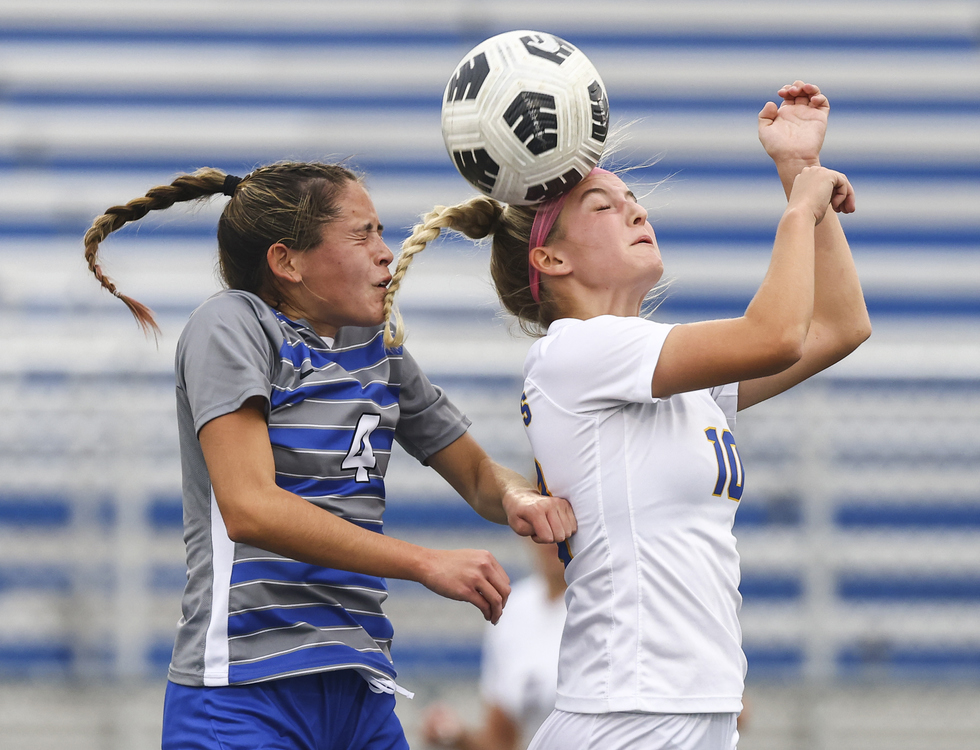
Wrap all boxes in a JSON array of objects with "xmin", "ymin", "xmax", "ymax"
[
  {"xmin": 223, "ymin": 516, "xmax": 255, "ymax": 545},
  {"xmin": 835, "ymin": 315, "xmax": 873, "ymax": 359},
  {"xmin": 769, "ymin": 327, "xmax": 808, "ymax": 372},
  {"xmin": 856, "ymin": 317, "xmax": 873, "ymax": 347},
  {"xmin": 743, "ymin": 309, "xmax": 807, "ymax": 375},
  {"xmin": 218, "ymin": 502, "xmax": 265, "ymax": 545}
]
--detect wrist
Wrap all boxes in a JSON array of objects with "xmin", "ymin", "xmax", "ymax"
[
  {"xmin": 775, "ymin": 157, "xmax": 822, "ymax": 200},
  {"xmin": 775, "ymin": 155, "xmax": 821, "ymax": 175},
  {"xmin": 406, "ymin": 544, "xmax": 440, "ymax": 587},
  {"xmin": 499, "ymin": 474, "xmax": 536, "ymax": 512},
  {"xmin": 780, "ymin": 205, "xmax": 818, "ymax": 229}
]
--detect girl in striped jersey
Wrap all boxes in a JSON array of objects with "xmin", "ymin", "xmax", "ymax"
[
  {"xmin": 388, "ymin": 82, "xmax": 871, "ymax": 750},
  {"xmin": 83, "ymin": 161, "xmax": 576, "ymax": 750}
]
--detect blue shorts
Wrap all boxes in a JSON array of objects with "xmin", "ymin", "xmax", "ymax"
[{"xmin": 162, "ymin": 670, "xmax": 410, "ymax": 750}]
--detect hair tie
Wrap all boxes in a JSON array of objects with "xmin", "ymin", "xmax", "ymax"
[
  {"xmin": 222, "ymin": 174, "xmax": 243, "ymax": 197},
  {"xmin": 527, "ymin": 167, "xmax": 611, "ymax": 303}
]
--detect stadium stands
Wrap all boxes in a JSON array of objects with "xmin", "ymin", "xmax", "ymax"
[{"xmin": 0, "ymin": 1, "xmax": 977, "ymax": 747}]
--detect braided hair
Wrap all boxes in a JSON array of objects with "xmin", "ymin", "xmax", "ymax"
[
  {"xmin": 83, "ymin": 162, "xmax": 358, "ymax": 336},
  {"xmin": 383, "ymin": 196, "xmax": 561, "ymax": 343}
]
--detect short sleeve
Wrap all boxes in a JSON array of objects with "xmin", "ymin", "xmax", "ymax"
[
  {"xmin": 393, "ymin": 348, "xmax": 471, "ymax": 463},
  {"xmin": 175, "ymin": 292, "xmax": 279, "ymax": 434},
  {"xmin": 528, "ymin": 316, "xmax": 675, "ymax": 412},
  {"xmin": 709, "ymin": 383, "xmax": 738, "ymax": 431}
]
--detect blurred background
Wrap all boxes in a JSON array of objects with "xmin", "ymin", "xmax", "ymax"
[{"xmin": 0, "ymin": 1, "xmax": 977, "ymax": 748}]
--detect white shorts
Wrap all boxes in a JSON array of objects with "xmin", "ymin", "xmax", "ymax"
[{"xmin": 527, "ymin": 709, "xmax": 739, "ymax": 750}]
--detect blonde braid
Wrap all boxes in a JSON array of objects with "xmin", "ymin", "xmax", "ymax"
[{"xmin": 382, "ymin": 197, "xmax": 504, "ymax": 348}]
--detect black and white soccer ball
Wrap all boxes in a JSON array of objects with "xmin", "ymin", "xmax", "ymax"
[{"xmin": 441, "ymin": 30, "xmax": 609, "ymax": 206}]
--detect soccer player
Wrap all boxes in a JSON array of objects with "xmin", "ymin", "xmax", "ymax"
[
  {"xmin": 83, "ymin": 162, "xmax": 576, "ymax": 750},
  {"xmin": 421, "ymin": 540, "xmax": 568, "ymax": 750},
  {"xmin": 387, "ymin": 82, "xmax": 870, "ymax": 750}
]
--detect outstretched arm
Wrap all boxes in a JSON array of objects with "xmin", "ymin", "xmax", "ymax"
[
  {"xmin": 200, "ymin": 399, "xmax": 512, "ymax": 623},
  {"xmin": 428, "ymin": 432, "xmax": 577, "ymax": 544},
  {"xmin": 738, "ymin": 81, "xmax": 871, "ymax": 409},
  {"xmin": 652, "ymin": 166, "xmax": 855, "ymax": 399}
]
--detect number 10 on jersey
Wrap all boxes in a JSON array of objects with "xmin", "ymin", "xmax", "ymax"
[{"xmin": 705, "ymin": 427, "xmax": 744, "ymax": 501}]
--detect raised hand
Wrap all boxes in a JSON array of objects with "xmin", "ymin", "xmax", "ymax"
[
  {"xmin": 758, "ymin": 80, "xmax": 829, "ymax": 166},
  {"xmin": 419, "ymin": 547, "xmax": 511, "ymax": 624},
  {"xmin": 788, "ymin": 166, "xmax": 856, "ymax": 225}
]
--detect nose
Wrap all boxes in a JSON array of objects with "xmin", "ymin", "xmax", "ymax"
[
  {"xmin": 630, "ymin": 202, "xmax": 648, "ymax": 225},
  {"xmin": 378, "ymin": 239, "xmax": 394, "ymax": 266}
]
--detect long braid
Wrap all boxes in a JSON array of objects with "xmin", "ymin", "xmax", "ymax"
[
  {"xmin": 83, "ymin": 168, "xmax": 228, "ymax": 336},
  {"xmin": 383, "ymin": 196, "xmax": 504, "ymax": 348}
]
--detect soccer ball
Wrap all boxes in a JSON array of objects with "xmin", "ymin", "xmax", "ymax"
[{"xmin": 441, "ymin": 30, "xmax": 609, "ymax": 206}]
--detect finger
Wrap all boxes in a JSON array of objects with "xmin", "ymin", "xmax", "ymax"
[
  {"xmin": 469, "ymin": 589, "xmax": 492, "ymax": 622},
  {"xmin": 534, "ymin": 506, "xmax": 566, "ymax": 543},
  {"xmin": 836, "ymin": 184, "xmax": 856, "ymax": 214},
  {"xmin": 810, "ymin": 93, "xmax": 830, "ymax": 110},
  {"xmin": 508, "ymin": 515, "xmax": 535, "ymax": 537},
  {"xmin": 562, "ymin": 503, "xmax": 578, "ymax": 536},
  {"xmin": 551, "ymin": 503, "xmax": 575, "ymax": 541},
  {"xmin": 478, "ymin": 585, "xmax": 502, "ymax": 624},
  {"xmin": 778, "ymin": 81, "xmax": 803, "ymax": 97},
  {"xmin": 524, "ymin": 504, "xmax": 557, "ymax": 543},
  {"xmin": 482, "ymin": 566, "xmax": 510, "ymax": 624},
  {"xmin": 540, "ymin": 508, "xmax": 566, "ymax": 544},
  {"xmin": 781, "ymin": 81, "xmax": 806, "ymax": 100},
  {"xmin": 799, "ymin": 81, "xmax": 821, "ymax": 97},
  {"xmin": 548, "ymin": 503, "xmax": 575, "ymax": 542},
  {"xmin": 489, "ymin": 557, "xmax": 511, "ymax": 603},
  {"xmin": 831, "ymin": 175, "xmax": 855, "ymax": 213},
  {"xmin": 758, "ymin": 101, "xmax": 779, "ymax": 124},
  {"xmin": 510, "ymin": 503, "xmax": 554, "ymax": 540},
  {"xmin": 532, "ymin": 519, "xmax": 556, "ymax": 544}
]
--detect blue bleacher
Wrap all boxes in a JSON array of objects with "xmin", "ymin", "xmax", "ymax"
[{"xmin": 0, "ymin": 1, "xmax": 977, "ymax": 685}]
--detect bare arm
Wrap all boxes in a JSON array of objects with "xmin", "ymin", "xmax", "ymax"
[
  {"xmin": 738, "ymin": 81, "xmax": 872, "ymax": 409},
  {"xmin": 427, "ymin": 432, "xmax": 577, "ymax": 544},
  {"xmin": 652, "ymin": 167, "xmax": 855, "ymax": 399},
  {"xmin": 199, "ymin": 397, "xmax": 511, "ymax": 623}
]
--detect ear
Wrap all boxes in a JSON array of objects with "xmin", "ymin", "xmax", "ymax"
[
  {"xmin": 267, "ymin": 242, "xmax": 302, "ymax": 284},
  {"xmin": 529, "ymin": 245, "xmax": 572, "ymax": 278}
]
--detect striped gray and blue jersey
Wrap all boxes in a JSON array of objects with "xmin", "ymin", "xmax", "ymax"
[{"xmin": 168, "ymin": 290, "xmax": 470, "ymax": 687}]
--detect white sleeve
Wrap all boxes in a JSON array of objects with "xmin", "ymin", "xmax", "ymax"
[
  {"xmin": 531, "ymin": 316, "xmax": 675, "ymax": 412},
  {"xmin": 709, "ymin": 383, "xmax": 738, "ymax": 431}
]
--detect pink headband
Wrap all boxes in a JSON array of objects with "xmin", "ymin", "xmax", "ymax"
[{"xmin": 528, "ymin": 168, "xmax": 611, "ymax": 303}]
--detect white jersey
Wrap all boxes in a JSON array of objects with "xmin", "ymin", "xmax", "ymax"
[
  {"xmin": 522, "ymin": 316, "xmax": 745, "ymax": 715},
  {"xmin": 480, "ymin": 574, "xmax": 566, "ymax": 746}
]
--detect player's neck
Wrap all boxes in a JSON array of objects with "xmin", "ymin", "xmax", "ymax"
[{"xmin": 554, "ymin": 285, "xmax": 644, "ymax": 322}]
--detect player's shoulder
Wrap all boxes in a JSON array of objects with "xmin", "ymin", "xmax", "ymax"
[
  {"xmin": 545, "ymin": 315, "xmax": 669, "ymax": 349},
  {"xmin": 179, "ymin": 289, "xmax": 286, "ymax": 356},
  {"xmin": 526, "ymin": 315, "xmax": 671, "ymax": 376},
  {"xmin": 186, "ymin": 288, "xmax": 274, "ymax": 328}
]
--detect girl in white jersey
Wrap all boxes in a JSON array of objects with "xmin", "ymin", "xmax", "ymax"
[
  {"xmin": 386, "ymin": 82, "xmax": 871, "ymax": 750},
  {"xmin": 83, "ymin": 161, "xmax": 575, "ymax": 750}
]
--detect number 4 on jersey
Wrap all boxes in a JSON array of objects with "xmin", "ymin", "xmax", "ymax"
[
  {"xmin": 705, "ymin": 427, "xmax": 744, "ymax": 501},
  {"xmin": 343, "ymin": 414, "xmax": 381, "ymax": 483}
]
